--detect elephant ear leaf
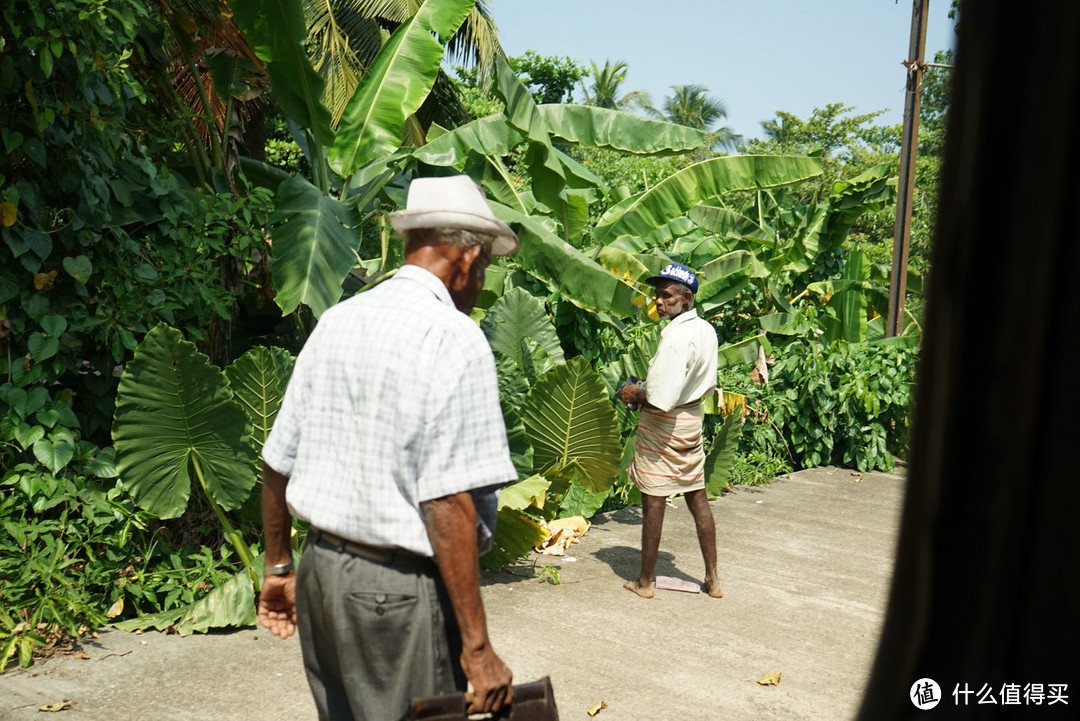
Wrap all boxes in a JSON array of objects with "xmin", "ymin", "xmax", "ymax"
[
  {"xmin": 113, "ymin": 324, "xmax": 258, "ymax": 518},
  {"xmin": 481, "ymin": 287, "xmax": 565, "ymax": 377},
  {"xmin": 270, "ymin": 174, "xmax": 361, "ymax": 318},
  {"xmin": 519, "ymin": 357, "xmax": 622, "ymax": 493},
  {"xmin": 225, "ymin": 346, "xmax": 294, "ymax": 453}
]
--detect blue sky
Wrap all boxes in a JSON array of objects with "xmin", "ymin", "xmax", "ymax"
[{"xmin": 488, "ymin": 0, "xmax": 958, "ymax": 142}]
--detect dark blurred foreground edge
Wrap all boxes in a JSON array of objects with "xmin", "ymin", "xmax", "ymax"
[{"xmin": 857, "ymin": 2, "xmax": 1080, "ymax": 719}]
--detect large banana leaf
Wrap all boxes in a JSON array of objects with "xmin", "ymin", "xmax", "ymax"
[
  {"xmin": 481, "ymin": 287, "xmax": 565, "ymax": 374},
  {"xmin": 704, "ymin": 411, "xmax": 743, "ymax": 498},
  {"xmin": 717, "ymin": 335, "xmax": 773, "ymax": 370},
  {"xmin": 467, "ymin": 153, "xmax": 535, "ymax": 214},
  {"xmin": 593, "ymin": 155, "xmax": 823, "ymax": 245},
  {"xmin": 224, "ymin": 347, "xmax": 295, "ymax": 453},
  {"xmin": 270, "ymin": 174, "xmax": 361, "ymax": 317},
  {"xmin": 329, "ymin": 0, "xmax": 475, "ymax": 176},
  {"xmin": 688, "ymin": 205, "xmax": 774, "ymax": 244},
  {"xmin": 231, "ymin": 0, "xmax": 334, "ymax": 151},
  {"xmin": 822, "ymin": 250, "xmax": 871, "ymax": 344},
  {"xmin": 519, "ymin": 357, "xmax": 622, "ymax": 493},
  {"xmin": 493, "ymin": 54, "xmax": 574, "ymax": 231},
  {"xmin": 412, "ymin": 115, "xmax": 525, "ymax": 170},
  {"xmin": 596, "ymin": 246, "xmax": 665, "ymax": 287},
  {"xmin": 538, "ymin": 104, "xmax": 709, "ymax": 156},
  {"xmin": 492, "ymin": 203, "xmax": 646, "ymax": 318},
  {"xmin": 113, "ymin": 324, "xmax": 258, "ymax": 518}
]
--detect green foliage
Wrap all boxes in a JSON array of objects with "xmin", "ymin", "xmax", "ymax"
[
  {"xmin": 0, "ymin": 456, "xmax": 247, "ymax": 667},
  {"xmin": 508, "ymin": 51, "xmax": 588, "ymax": 105},
  {"xmin": 3, "ymin": 0, "xmax": 937, "ymax": 616},
  {"xmin": 753, "ymin": 341, "xmax": 917, "ymax": 472},
  {"xmin": 729, "ymin": 451, "xmax": 792, "ymax": 487},
  {"xmin": 326, "ymin": 0, "xmax": 475, "ymax": 175}
]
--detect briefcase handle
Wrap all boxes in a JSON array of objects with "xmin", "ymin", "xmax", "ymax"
[{"xmin": 410, "ymin": 676, "xmax": 558, "ymax": 720}]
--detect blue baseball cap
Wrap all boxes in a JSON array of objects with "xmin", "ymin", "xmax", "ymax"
[{"xmin": 644, "ymin": 263, "xmax": 698, "ymax": 294}]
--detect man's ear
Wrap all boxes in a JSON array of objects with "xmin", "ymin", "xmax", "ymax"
[{"xmin": 461, "ymin": 244, "xmax": 483, "ymax": 268}]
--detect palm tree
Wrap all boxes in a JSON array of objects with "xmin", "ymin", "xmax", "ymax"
[
  {"xmin": 305, "ymin": 0, "xmax": 504, "ymax": 141},
  {"xmin": 579, "ymin": 60, "xmax": 650, "ymax": 111},
  {"xmin": 650, "ymin": 84, "xmax": 742, "ymax": 152}
]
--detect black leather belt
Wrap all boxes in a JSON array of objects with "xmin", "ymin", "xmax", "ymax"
[{"xmin": 311, "ymin": 528, "xmax": 434, "ymax": 570}]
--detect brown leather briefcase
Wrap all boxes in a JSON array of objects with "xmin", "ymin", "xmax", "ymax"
[{"xmin": 409, "ymin": 677, "xmax": 558, "ymax": 720}]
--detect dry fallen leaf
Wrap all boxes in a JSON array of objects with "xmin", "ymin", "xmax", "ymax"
[
  {"xmin": 757, "ymin": 671, "xmax": 783, "ymax": 686},
  {"xmin": 536, "ymin": 516, "xmax": 590, "ymax": 556},
  {"xmin": 74, "ymin": 651, "xmax": 91, "ymax": 660},
  {"xmin": 38, "ymin": 701, "xmax": 72, "ymax": 712},
  {"xmin": 587, "ymin": 700, "xmax": 607, "ymax": 717}
]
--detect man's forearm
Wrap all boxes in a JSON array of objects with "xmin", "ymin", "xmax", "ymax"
[
  {"xmin": 262, "ymin": 464, "xmax": 293, "ymax": 566},
  {"xmin": 422, "ymin": 493, "xmax": 490, "ymax": 653}
]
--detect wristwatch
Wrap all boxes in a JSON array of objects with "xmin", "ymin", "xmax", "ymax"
[{"xmin": 264, "ymin": 561, "xmax": 294, "ymax": 576}]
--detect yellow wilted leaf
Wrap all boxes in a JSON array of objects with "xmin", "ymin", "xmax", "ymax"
[
  {"xmin": 0, "ymin": 201, "xmax": 16, "ymax": 227},
  {"xmin": 587, "ymin": 701, "xmax": 607, "ymax": 717},
  {"xmin": 106, "ymin": 597, "xmax": 124, "ymax": 618},
  {"xmin": 757, "ymin": 671, "xmax": 782, "ymax": 686},
  {"xmin": 720, "ymin": 390, "xmax": 746, "ymax": 418},
  {"xmin": 33, "ymin": 270, "xmax": 58, "ymax": 291}
]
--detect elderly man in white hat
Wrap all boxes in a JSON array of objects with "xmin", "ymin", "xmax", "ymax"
[{"xmin": 257, "ymin": 175, "xmax": 518, "ymax": 721}]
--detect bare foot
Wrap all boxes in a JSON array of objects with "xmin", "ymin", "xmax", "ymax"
[
  {"xmin": 623, "ymin": 580, "xmax": 655, "ymax": 598},
  {"xmin": 705, "ymin": 577, "xmax": 724, "ymax": 598}
]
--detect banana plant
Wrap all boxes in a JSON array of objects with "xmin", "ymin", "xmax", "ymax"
[{"xmin": 232, "ymin": 0, "xmax": 479, "ymax": 319}]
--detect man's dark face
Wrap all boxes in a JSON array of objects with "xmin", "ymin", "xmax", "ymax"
[
  {"xmin": 447, "ymin": 244, "xmax": 491, "ymax": 313},
  {"xmin": 654, "ymin": 279, "xmax": 693, "ymax": 319}
]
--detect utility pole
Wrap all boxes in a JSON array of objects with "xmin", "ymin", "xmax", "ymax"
[{"xmin": 887, "ymin": 0, "xmax": 929, "ymax": 337}]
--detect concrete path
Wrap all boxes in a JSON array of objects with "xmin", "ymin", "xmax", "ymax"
[{"xmin": 0, "ymin": 467, "xmax": 905, "ymax": 720}]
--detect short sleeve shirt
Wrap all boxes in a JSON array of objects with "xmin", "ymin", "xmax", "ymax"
[
  {"xmin": 644, "ymin": 308, "xmax": 719, "ymax": 412},
  {"xmin": 262, "ymin": 265, "xmax": 516, "ymax": 556}
]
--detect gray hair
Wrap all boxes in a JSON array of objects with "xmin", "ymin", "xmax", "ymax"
[{"xmin": 405, "ymin": 226, "xmax": 495, "ymax": 255}]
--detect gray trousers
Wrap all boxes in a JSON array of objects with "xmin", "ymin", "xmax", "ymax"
[{"xmin": 295, "ymin": 535, "xmax": 465, "ymax": 721}]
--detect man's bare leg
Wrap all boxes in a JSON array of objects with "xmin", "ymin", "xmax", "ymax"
[
  {"xmin": 685, "ymin": 489, "xmax": 723, "ymax": 597},
  {"xmin": 625, "ymin": 493, "xmax": 666, "ymax": 598}
]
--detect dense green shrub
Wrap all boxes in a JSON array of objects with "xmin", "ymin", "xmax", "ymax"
[
  {"xmin": 0, "ymin": 454, "xmax": 246, "ymax": 668},
  {"xmin": 742, "ymin": 340, "xmax": 917, "ymax": 472}
]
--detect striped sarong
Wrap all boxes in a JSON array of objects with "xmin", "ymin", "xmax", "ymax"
[{"xmin": 629, "ymin": 401, "xmax": 705, "ymax": 497}]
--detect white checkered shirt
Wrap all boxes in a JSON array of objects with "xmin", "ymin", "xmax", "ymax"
[{"xmin": 262, "ymin": 264, "xmax": 516, "ymax": 557}]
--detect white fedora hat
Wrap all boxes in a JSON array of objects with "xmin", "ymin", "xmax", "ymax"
[{"xmin": 389, "ymin": 175, "xmax": 519, "ymax": 256}]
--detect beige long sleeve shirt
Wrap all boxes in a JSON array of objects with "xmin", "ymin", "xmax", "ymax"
[{"xmin": 644, "ymin": 308, "xmax": 719, "ymax": 412}]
